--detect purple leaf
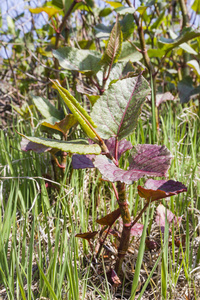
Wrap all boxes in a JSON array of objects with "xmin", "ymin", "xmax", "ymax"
[
  {"xmin": 119, "ymin": 218, "xmax": 143, "ymax": 237},
  {"xmin": 93, "ymin": 144, "xmax": 172, "ymax": 184},
  {"xmin": 105, "ymin": 137, "xmax": 132, "ymax": 159},
  {"xmin": 138, "ymin": 179, "xmax": 187, "ymax": 201},
  {"xmin": 155, "ymin": 204, "xmax": 182, "ymax": 230},
  {"xmin": 72, "ymin": 154, "xmax": 95, "ymax": 169},
  {"xmin": 21, "ymin": 138, "xmax": 51, "ymax": 153}
]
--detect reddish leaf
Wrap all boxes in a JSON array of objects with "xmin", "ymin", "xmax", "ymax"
[
  {"xmin": 119, "ymin": 218, "xmax": 143, "ymax": 237},
  {"xmin": 155, "ymin": 204, "xmax": 182, "ymax": 229},
  {"xmin": 93, "ymin": 144, "xmax": 171, "ymax": 184},
  {"xmin": 105, "ymin": 137, "xmax": 132, "ymax": 159},
  {"xmin": 130, "ymin": 223, "xmax": 144, "ymax": 237},
  {"xmin": 106, "ymin": 269, "xmax": 121, "ymax": 287},
  {"xmin": 96, "ymin": 208, "xmax": 121, "ymax": 226},
  {"xmin": 75, "ymin": 231, "xmax": 98, "ymax": 240},
  {"xmin": 138, "ymin": 179, "xmax": 187, "ymax": 201}
]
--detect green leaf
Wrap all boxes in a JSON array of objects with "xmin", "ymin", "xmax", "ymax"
[
  {"xmin": 29, "ymin": 6, "xmax": 61, "ymax": 17},
  {"xmin": 53, "ymin": 47, "xmax": 101, "ymax": 74},
  {"xmin": 159, "ymin": 27, "xmax": 200, "ymax": 53},
  {"xmin": 169, "ymin": 30, "xmax": 197, "ymax": 54},
  {"xmin": 120, "ymin": 14, "xmax": 135, "ymax": 40},
  {"xmin": 91, "ymin": 75, "xmax": 150, "ymax": 140},
  {"xmin": 99, "ymin": 7, "xmax": 112, "ymax": 17},
  {"xmin": 32, "ymin": 95, "xmax": 64, "ymax": 120},
  {"xmin": 106, "ymin": 1, "xmax": 123, "ymax": 8},
  {"xmin": 115, "ymin": 6, "xmax": 136, "ymax": 15},
  {"xmin": 187, "ymin": 59, "xmax": 200, "ymax": 77},
  {"xmin": 101, "ymin": 19, "xmax": 123, "ymax": 66},
  {"xmin": 41, "ymin": 115, "xmax": 77, "ymax": 135},
  {"xmin": 178, "ymin": 76, "xmax": 200, "ymax": 103},
  {"xmin": 147, "ymin": 48, "xmax": 165, "ymax": 58},
  {"xmin": 150, "ymin": 10, "xmax": 165, "ymax": 30},
  {"xmin": 192, "ymin": 0, "xmax": 200, "ymax": 14},
  {"xmin": 119, "ymin": 41, "xmax": 143, "ymax": 62},
  {"xmin": 51, "ymin": 80, "xmax": 98, "ymax": 139},
  {"xmin": 20, "ymin": 134, "xmax": 101, "ymax": 154}
]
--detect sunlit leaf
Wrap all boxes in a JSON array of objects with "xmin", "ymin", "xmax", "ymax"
[
  {"xmin": 192, "ymin": 0, "xmax": 200, "ymax": 14},
  {"xmin": 51, "ymin": 80, "xmax": 98, "ymax": 139},
  {"xmin": 115, "ymin": 6, "xmax": 136, "ymax": 15},
  {"xmin": 101, "ymin": 18, "xmax": 123, "ymax": 66},
  {"xmin": 187, "ymin": 59, "xmax": 200, "ymax": 77},
  {"xmin": 53, "ymin": 47, "xmax": 101, "ymax": 74},
  {"xmin": 41, "ymin": 115, "xmax": 77, "ymax": 135},
  {"xmin": 159, "ymin": 27, "xmax": 200, "ymax": 53},
  {"xmin": 119, "ymin": 41, "xmax": 143, "ymax": 62},
  {"xmin": 19, "ymin": 134, "xmax": 101, "ymax": 155},
  {"xmin": 21, "ymin": 138, "xmax": 51, "ymax": 153},
  {"xmin": 91, "ymin": 75, "xmax": 150, "ymax": 140},
  {"xmin": 106, "ymin": 1, "xmax": 123, "ymax": 8},
  {"xmin": 138, "ymin": 179, "xmax": 187, "ymax": 201},
  {"xmin": 29, "ymin": 6, "xmax": 61, "ymax": 17},
  {"xmin": 96, "ymin": 208, "xmax": 121, "ymax": 226}
]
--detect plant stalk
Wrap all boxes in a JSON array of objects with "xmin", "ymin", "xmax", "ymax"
[{"xmin": 115, "ymin": 181, "xmax": 132, "ymax": 275}]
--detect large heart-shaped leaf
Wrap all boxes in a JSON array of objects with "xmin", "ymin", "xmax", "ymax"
[
  {"xmin": 20, "ymin": 134, "xmax": 101, "ymax": 155},
  {"xmin": 138, "ymin": 179, "xmax": 187, "ymax": 201},
  {"xmin": 53, "ymin": 47, "xmax": 101, "ymax": 74},
  {"xmin": 91, "ymin": 75, "xmax": 150, "ymax": 140},
  {"xmin": 93, "ymin": 144, "xmax": 171, "ymax": 184}
]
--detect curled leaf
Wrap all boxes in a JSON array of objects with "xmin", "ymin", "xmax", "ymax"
[{"xmin": 138, "ymin": 179, "xmax": 187, "ymax": 201}]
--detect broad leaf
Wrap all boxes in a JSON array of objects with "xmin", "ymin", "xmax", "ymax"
[
  {"xmin": 53, "ymin": 47, "xmax": 101, "ymax": 74},
  {"xmin": 169, "ymin": 30, "xmax": 197, "ymax": 55},
  {"xmin": 147, "ymin": 48, "xmax": 165, "ymax": 58},
  {"xmin": 138, "ymin": 179, "xmax": 187, "ymax": 201},
  {"xmin": 105, "ymin": 137, "xmax": 132, "ymax": 159},
  {"xmin": 178, "ymin": 76, "xmax": 200, "ymax": 103},
  {"xmin": 20, "ymin": 134, "xmax": 101, "ymax": 155},
  {"xmin": 155, "ymin": 92, "xmax": 174, "ymax": 107},
  {"xmin": 91, "ymin": 75, "xmax": 150, "ymax": 140},
  {"xmin": 96, "ymin": 208, "xmax": 121, "ymax": 226},
  {"xmin": 21, "ymin": 138, "xmax": 51, "ymax": 153},
  {"xmin": 51, "ymin": 80, "xmax": 98, "ymax": 139},
  {"xmin": 32, "ymin": 95, "xmax": 64, "ymax": 120},
  {"xmin": 106, "ymin": 1, "xmax": 123, "ymax": 8},
  {"xmin": 93, "ymin": 144, "xmax": 171, "ymax": 184},
  {"xmin": 101, "ymin": 19, "xmax": 123, "ymax": 66},
  {"xmin": 41, "ymin": 115, "xmax": 77, "ymax": 135},
  {"xmin": 159, "ymin": 27, "xmax": 200, "ymax": 53},
  {"xmin": 115, "ymin": 6, "xmax": 136, "ymax": 15},
  {"xmin": 72, "ymin": 154, "xmax": 95, "ymax": 169},
  {"xmin": 155, "ymin": 204, "xmax": 182, "ymax": 229},
  {"xmin": 119, "ymin": 41, "xmax": 143, "ymax": 62}
]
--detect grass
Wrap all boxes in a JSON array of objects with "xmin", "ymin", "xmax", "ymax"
[{"xmin": 0, "ymin": 99, "xmax": 200, "ymax": 299}]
